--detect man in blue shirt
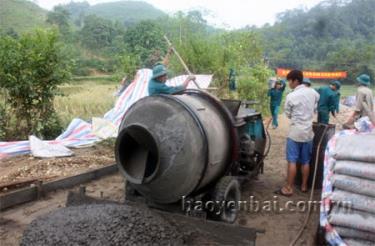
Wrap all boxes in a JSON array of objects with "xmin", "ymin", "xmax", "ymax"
[
  {"xmin": 148, "ymin": 64, "xmax": 196, "ymax": 96},
  {"xmin": 268, "ymin": 79, "xmax": 286, "ymax": 129}
]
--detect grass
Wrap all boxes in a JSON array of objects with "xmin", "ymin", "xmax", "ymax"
[{"xmin": 54, "ymin": 78, "xmax": 119, "ymax": 127}]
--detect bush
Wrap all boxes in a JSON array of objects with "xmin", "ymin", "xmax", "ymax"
[
  {"xmin": 0, "ymin": 104, "xmax": 7, "ymax": 140},
  {"xmin": 237, "ymin": 64, "xmax": 273, "ymax": 114},
  {"xmin": 0, "ymin": 29, "xmax": 72, "ymax": 140}
]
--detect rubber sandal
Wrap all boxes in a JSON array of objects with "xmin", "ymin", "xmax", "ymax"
[{"xmin": 274, "ymin": 187, "xmax": 293, "ymax": 197}]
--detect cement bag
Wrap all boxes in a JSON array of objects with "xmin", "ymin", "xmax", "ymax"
[
  {"xmin": 335, "ymin": 226, "xmax": 375, "ymax": 243},
  {"xmin": 354, "ymin": 116, "xmax": 375, "ymax": 133},
  {"xmin": 333, "ymin": 174, "xmax": 375, "ymax": 198},
  {"xmin": 334, "ymin": 134, "xmax": 375, "ymax": 162},
  {"xmin": 331, "ymin": 189, "xmax": 375, "ymax": 214},
  {"xmin": 334, "ymin": 161, "xmax": 375, "ymax": 181},
  {"xmin": 29, "ymin": 135, "xmax": 73, "ymax": 158},
  {"xmin": 328, "ymin": 206, "xmax": 375, "ymax": 233},
  {"xmin": 343, "ymin": 96, "xmax": 356, "ymax": 107},
  {"xmin": 344, "ymin": 238, "xmax": 375, "ymax": 246}
]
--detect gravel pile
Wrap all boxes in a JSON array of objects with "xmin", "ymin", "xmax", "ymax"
[{"xmin": 21, "ymin": 204, "xmax": 185, "ymax": 246}]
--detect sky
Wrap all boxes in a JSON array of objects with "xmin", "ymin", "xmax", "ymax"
[{"xmin": 32, "ymin": 0, "xmax": 324, "ymax": 28}]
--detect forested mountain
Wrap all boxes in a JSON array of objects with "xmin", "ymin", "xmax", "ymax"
[
  {"xmin": 62, "ymin": 1, "xmax": 166, "ymax": 27},
  {"xmin": 0, "ymin": 0, "xmax": 47, "ymax": 33},
  {"xmin": 256, "ymin": 0, "xmax": 375, "ymax": 82}
]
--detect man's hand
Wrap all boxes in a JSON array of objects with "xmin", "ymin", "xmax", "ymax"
[
  {"xmin": 167, "ymin": 47, "xmax": 174, "ymax": 55},
  {"xmin": 183, "ymin": 75, "xmax": 196, "ymax": 88},
  {"xmin": 187, "ymin": 75, "xmax": 196, "ymax": 81}
]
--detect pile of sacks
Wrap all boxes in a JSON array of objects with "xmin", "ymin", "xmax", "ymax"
[{"xmin": 328, "ymin": 134, "xmax": 375, "ymax": 245}]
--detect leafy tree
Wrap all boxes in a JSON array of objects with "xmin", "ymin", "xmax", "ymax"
[
  {"xmin": 116, "ymin": 52, "xmax": 141, "ymax": 81},
  {"xmin": 80, "ymin": 15, "xmax": 118, "ymax": 50},
  {"xmin": 47, "ymin": 6, "xmax": 71, "ymax": 37},
  {"xmin": 0, "ymin": 29, "xmax": 72, "ymax": 140},
  {"xmin": 0, "ymin": 103, "xmax": 7, "ymax": 140},
  {"xmin": 62, "ymin": 1, "xmax": 90, "ymax": 27},
  {"xmin": 123, "ymin": 20, "xmax": 167, "ymax": 67}
]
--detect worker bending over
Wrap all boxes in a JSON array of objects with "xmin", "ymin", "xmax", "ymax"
[
  {"xmin": 268, "ymin": 79, "xmax": 286, "ymax": 129},
  {"xmin": 345, "ymin": 74, "xmax": 374, "ymax": 127},
  {"xmin": 276, "ymin": 70, "xmax": 319, "ymax": 196},
  {"xmin": 316, "ymin": 81, "xmax": 341, "ymax": 124}
]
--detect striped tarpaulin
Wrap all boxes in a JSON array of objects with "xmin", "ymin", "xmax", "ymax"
[{"xmin": 0, "ymin": 69, "xmax": 213, "ymax": 159}]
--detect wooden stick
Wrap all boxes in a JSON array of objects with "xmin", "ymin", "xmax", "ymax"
[{"xmin": 163, "ymin": 35, "xmax": 201, "ymax": 89}]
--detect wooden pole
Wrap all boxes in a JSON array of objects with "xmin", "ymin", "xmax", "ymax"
[{"xmin": 163, "ymin": 35, "xmax": 201, "ymax": 89}]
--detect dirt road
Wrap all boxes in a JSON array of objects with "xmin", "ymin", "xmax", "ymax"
[{"xmin": 239, "ymin": 114, "xmax": 321, "ymax": 245}]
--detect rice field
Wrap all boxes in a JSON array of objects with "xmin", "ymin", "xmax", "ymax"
[{"xmin": 54, "ymin": 78, "xmax": 119, "ymax": 128}]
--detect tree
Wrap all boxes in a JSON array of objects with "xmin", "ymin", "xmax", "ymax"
[
  {"xmin": 80, "ymin": 15, "xmax": 118, "ymax": 50},
  {"xmin": 257, "ymin": 0, "xmax": 375, "ymax": 76},
  {"xmin": 123, "ymin": 20, "xmax": 167, "ymax": 67},
  {"xmin": 62, "ymin": 1, "xmax": 90, "ymax": 27},
  {"xmin": 0, "ymin": 29, "xmax": 72, "ymax": 140},
  {"xmin": 46, "ymin": 6, "xmax": 71, "ymax": 37}
]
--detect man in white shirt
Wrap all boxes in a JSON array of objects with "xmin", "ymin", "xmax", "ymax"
[{"xmin": 276, "ymin": 70, "xmax": 320, "ymax": 196}]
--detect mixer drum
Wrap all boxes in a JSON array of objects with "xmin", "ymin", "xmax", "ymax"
[{"xmin": 115, "ymin": 93, "xmax": 232, "ymax": 204}]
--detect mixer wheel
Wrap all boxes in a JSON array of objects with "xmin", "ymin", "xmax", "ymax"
[{"xmin": 210, "ymin": 176, "xmax": 240, "ymax": 223}]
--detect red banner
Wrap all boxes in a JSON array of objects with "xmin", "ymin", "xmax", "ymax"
[{"xmin": 277, "ymin": 68, "xmax": 347, "ymax": 79}]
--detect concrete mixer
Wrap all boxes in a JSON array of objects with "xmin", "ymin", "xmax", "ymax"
[{"xmin": 115, "ymin": 90, "xmax": 268, "ymax": 223}]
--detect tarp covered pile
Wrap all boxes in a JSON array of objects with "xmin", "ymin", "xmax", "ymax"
[
  {"xmin": 320, "ymin": 127, "xmax": 375, "ymax": 245},
  {"xmin": 0, "ymin": 69, "xmax": 212, "ymax": 159}
]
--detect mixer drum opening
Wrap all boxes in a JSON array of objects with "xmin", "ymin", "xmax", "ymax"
[{"xmin": 116, "ymin": 124, "xmax": 159, "ymax": 184}]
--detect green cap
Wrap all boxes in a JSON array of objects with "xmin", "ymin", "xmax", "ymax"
[
  {"xmin": 330, "ymin": 80, "xmax": 341, "ymax": 90},
  {"xmin": 356, "ymin": 74, "xmax": 371, "ymax": 86},
  {"xmin": 152, "ymin": 64, "xmax": 167, "ymax": 79}
]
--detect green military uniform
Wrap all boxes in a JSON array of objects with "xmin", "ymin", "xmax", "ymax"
[
  {"xmin": 268, "ymin": 80, "xmax": 286, "ymax": 128},
  {"xmin": 316, "ymin": 86, "xmax": 337, "ymax": 124},
  {"xmin": 229, "ymin": 68, "xmax": 237, "ymax": 91},
  {"xmin": 148, "ymin": 79, "xmax": 184, "ymax": 95},
  {"xmin": 148, "ymin": 64, "xmax": 184, "ymax": 96}
]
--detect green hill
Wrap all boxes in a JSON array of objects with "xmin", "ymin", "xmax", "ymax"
[
  {"xmin": 0, "ymin": 0, "xmax": 47, "ymax": 34},
  {"xmin": 255, "ymin": 0, "xmax": 375, "ymax": 82},
  {"xmin": 63, "ymin": 1, "xmax": 166, "ymax": 26}
]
